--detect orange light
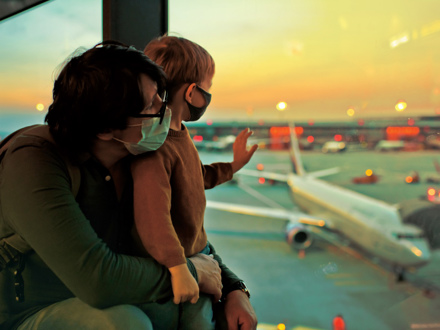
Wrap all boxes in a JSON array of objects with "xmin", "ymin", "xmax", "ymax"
[
  {"xmin": 258, "ymin": 177, "xmax": 266, "ymax": 184},
  {"xmin": 332, "ymin": 315, "xmax": 346, "ymax": 330},
  {"xmin": 334, "ymin": 134, "xmax": 342, "ymax": 142},
  {"xmin": 405, "ymin": 176, "xmax": 413, "ymax": 183},
  {"xmin": 365, "ymin": 169, "xmax": 373, "ymax": 176},
  {"xmin": 427, "ymin": 188, "xmax": 436, "ymax": 196},
  {"xmin": 277, "ymin": 324, "xmax": 286, "ymax": 330},
  {"xmin": 256, "ymin": 163, "xmax": 264, "ymax": 171},
  {"xmin": 269, "ymin": 126, "xmax": 303, "ymax": 136},
  {"xmin": 193, "ymin": 135, "xmax": 203, "ymax": 142},
  {"xmin": 307, "ymin": 136, "xmax": 314, "ymax": 143},
  {"xmin": 386, "ymin": 126, "xmax": 420, "ymax": 136}
]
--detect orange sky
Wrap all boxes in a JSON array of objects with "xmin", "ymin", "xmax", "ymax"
[
  {"xmin": 1, "ymin": 0, "xmax": 440, "ymax": 125},
  {"xmin": 169, "ymin": 0, "xmax": 440, "ymax": 121}
]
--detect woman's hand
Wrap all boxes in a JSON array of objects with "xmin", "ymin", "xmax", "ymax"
[
  {"xmin": 189, "ymin": 253, "xmax": 222, "ymax": 301},
  {"xmin": 224, "ymin": 290, "xmax": 258, "ymax": 330}
]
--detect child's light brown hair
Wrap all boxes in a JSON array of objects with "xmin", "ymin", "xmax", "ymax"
[{"xmin": 144, "ymin": 35, "xmax": 215, "ymax": 102}]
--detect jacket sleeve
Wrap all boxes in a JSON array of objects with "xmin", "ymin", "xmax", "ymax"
[
  {"xmin": 208, "ymin": 242, "xmax": 242, "ymax": 291},
  {"xmin": 202, "ymin": 162, "xmax": 233, "ymax": 190},
  {"xmin": 0, "ymin": 140, "xmax": 174, "ymax": 308}
]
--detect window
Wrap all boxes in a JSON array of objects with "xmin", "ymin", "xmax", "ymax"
[
  {"xmin": 170, "ymin": 1, "xmax": 440, "ymax": 328},
  {"xmin": 0, "ymin": 0, "xmax": 101, "ymax": 137}
]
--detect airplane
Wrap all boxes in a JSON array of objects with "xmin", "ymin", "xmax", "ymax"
[
  {"xmin": 193, "ymin": 134, "xmax": 237, "ymax": 151},
  {"xmin": 206, "ymin": 124, "xmax": 431, "ymax": 279}
]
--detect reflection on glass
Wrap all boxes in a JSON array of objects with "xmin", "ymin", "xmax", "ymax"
[
  {"xmin": 170, "ymin": 1, "xmax": 440, "ymax": 329},
  {"xmin": 0, "ymin": 0, "xmax": 101, "ymax": 136}
]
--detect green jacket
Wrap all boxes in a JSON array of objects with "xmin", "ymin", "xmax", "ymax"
[{"xmin": 0, "ymin": 133, "xmax": 240, "ymax": 329}]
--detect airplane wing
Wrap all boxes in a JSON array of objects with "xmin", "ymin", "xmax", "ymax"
[
  {"xmin": 206, "ymin": 200, "xmax": 332, "ymax": 228},
  {"xmin": 238, "ymin": 167, "xmax": 340, "ymax": 182},
  {"xmin": 307, "ymin": 167, "xmax": 340, "ymax": 178},
  {"xmin": 238, "ymin": 169, "xmax": 289, "ymax": 182}
]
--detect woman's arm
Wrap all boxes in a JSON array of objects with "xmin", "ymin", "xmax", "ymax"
[{"xmin": 1, "ymin": 140, "xmax": 173, "ymax": 308}]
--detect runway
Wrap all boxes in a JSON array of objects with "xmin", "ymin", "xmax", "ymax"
[{"xmin": 200, "ymin": 149, "xmax": 440, "ymax": 330}]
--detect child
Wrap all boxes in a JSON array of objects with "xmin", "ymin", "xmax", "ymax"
[{"xmin": 132, "ymin": 35, "xmax": 258, "ymax": 329}]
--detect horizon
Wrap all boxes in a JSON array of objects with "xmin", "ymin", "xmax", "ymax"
[{"xmin": 1, "ymin": 0, "xmax": 440, "ymax": 127}]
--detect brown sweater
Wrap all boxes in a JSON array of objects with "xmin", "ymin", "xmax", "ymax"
[{"xmin": 131, "ymin": 125, "xmax": 233, "ymax": 268}]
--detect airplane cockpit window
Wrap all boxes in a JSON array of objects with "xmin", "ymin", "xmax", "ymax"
[
  {"xmin": 0, "ymin": 0, "xmax": 101, "ymax": 137},
  {"xmin": 393, "ymin": 232, "xmax": 426, "ymax": 240},
  {"xmin": 169, "ymin": 0, "xmax": 440, "ymax": 328}
]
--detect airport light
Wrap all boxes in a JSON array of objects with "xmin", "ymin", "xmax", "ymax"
[
  {"xmin": 193, "ymin": 135, "xmax": 203, "ymax": 142},
  {"xmin": 36, "ymin": 103, "xmax": 44, "ymax": 111},
  {"xmin": 395, "ymin": 101, "xmax": 407, "ymax": 112},
  {"xmin": 332, "ymin": 315, "xmax": 346, "ymax": 330},
  {"xmin": 346, "ymin": 108, "xmax": 355, "ymax": 117},
  {"xmin": 276, "ymin": 101, "xmax": 287, "ymax": 111},
  {"xmin": 365, "ymin": 169, "xmax": 373, "ymax": 177}
]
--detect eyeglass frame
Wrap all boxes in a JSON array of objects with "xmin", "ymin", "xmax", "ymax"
[{"xmin": 131, "ymin": 91, "xmax": 168, "ymax": 124}]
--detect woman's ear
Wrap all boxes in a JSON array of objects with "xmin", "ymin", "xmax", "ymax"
[
  {"xmin": 185, "ymin": 83, "xmax": 197, "ymax": 103},
  {"xmin": 96, "ymin": 131, "xmax": 114, "ymax": 141}
]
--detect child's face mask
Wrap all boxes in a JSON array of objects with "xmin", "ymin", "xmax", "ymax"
[{"xmin": 184, "ymin": 85, "xmax": 212, "ymax": 122}]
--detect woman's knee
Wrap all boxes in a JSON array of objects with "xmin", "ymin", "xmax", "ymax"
[{"xmin": 101, "ymin": 304, "xmax": 153, "ymax": 330}]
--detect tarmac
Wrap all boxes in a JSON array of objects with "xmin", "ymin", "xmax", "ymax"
[{"xmin": 200, "ymin": 149, "xmax": 440, "ymax": 330}]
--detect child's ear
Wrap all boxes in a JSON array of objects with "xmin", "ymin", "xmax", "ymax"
[{"xmin": 185, "ymin": 83, "xmax": 197, "ymax": 103}]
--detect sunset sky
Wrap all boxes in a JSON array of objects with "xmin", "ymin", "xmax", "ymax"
[{"xmin": 1, "ymin": 0, "xmax": 440, "ymax": 132}]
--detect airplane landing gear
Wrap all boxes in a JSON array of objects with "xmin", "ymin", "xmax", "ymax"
[{"xmin": 394, "ymin": 267, "xmax": 406, "ymax": 282}]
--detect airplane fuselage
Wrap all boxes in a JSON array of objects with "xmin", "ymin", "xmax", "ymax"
[{"xmin": 288, "ymin": 173, "xmax": 431, "ymax": 268}]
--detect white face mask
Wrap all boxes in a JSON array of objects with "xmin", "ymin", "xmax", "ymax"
[{"xmin": 113, "ymin": 108, "xmax": 171, "ymax": 155}]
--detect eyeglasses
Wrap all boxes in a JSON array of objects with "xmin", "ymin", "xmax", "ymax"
[{"xmin": 131, "ymin": 91, "xmax": 168, "ymax": 124}]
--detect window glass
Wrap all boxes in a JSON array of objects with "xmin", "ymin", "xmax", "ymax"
[
  {"xmin": 170, "ymin": 1, "xmax": 440, "ymax": 329},
  {"xmin": 0, "ymin": 0, "xmax": 102, "ymax": 137}
]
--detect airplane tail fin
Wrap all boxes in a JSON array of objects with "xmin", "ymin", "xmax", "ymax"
[
  {"xmin": 434, "ymin": 159, "xmax": 440, "ymax": 174},
  {"xmin": 289, "ymin": 123, "xmax": 306, "ymax": 176}
]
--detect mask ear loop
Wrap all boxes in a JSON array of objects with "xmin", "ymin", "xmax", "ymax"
[{"xmin": 159, "ymin": 91, "xmax": 168, "ymax": 125}]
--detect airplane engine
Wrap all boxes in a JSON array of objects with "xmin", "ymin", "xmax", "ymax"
[{"xmin": 285, "ymin": 223, "xmax": 313, "ymax": 250}]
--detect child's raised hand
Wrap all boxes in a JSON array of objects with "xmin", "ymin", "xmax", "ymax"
[
  {"xmin": 231, "ymin": 128, "xmax": 258, "ymax": 173},
  {"xmin": 169, "ymin": 264, "xmax": 200, "ymax": 304}
]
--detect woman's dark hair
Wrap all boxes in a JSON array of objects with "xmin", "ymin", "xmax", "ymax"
[{"xmin": 45, "ymin": 40, "xmax": 166, "ymax": 151}]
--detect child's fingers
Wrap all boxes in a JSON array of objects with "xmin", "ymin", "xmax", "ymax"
[
  {"xmin": 173, "ymin": 295, "xmax": 181, "ymax": 304},
  {"xmin": 190, "ymin": 293, "xmax": 199, "ymax": 304},
  {"xmin": 249, "ymin": 144, "xmax": 258, "ymax": 154}
]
